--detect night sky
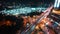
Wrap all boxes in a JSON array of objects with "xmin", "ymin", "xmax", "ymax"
[
  {"xmin": 0, "ymin": 0, "xmax": 55, "ymax": 4},
  {"xmin": 0, "ymin": 0, "xmax": 55, "ymax": 10}
]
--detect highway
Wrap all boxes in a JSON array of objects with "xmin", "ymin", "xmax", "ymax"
[{"xmin": 21, "ymin": 6, "xmax": 53, "ymax": 34}]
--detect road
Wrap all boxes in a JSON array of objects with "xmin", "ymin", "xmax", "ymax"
[{"xmin": 21, "ymin": 6, "xmax": 53, "ymax": 34}]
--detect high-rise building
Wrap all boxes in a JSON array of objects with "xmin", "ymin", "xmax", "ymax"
[{"xmin": 54, "ymin": 0, "xmax": 60, "ymax": 9}]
